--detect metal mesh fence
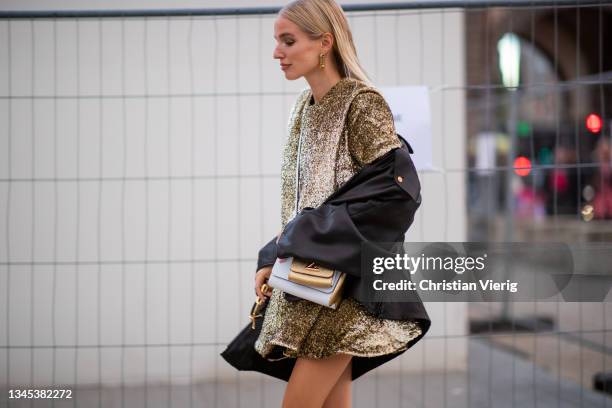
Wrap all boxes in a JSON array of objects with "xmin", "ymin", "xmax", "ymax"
[{"xmin": 1, "ymin": 1, "xmax": 611, "ymax": 407}]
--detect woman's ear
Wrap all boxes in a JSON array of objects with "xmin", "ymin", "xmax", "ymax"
[{"xmin": 321, "ymin": 32, "xmax": 334, "ymax": 54}]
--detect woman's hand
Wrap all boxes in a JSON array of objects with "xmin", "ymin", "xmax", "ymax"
[
  {"xmin": 255, "ymin": 265, "xmax": 273, "ymax": 302},
  {"xmin": 254, "ymin": 229, "xmax": 283, "ymax": 301}
]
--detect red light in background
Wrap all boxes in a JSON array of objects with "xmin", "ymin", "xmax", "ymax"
[
  {"xmin": 513, "ymin": 156, "xmax": 531, "ymax": 176},
  {"xmin": 586, "ymin": 113, "xmax": 602, "ymax": 133}
]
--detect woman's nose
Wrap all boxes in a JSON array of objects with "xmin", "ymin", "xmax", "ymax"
[{"xmin": 273, "ymin": 46, "xmax": 283, "ymax": 60}]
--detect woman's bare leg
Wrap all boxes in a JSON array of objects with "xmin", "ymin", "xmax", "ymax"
[
  {"xmin": 282, "ymin": 353, "xmax": 352, "ymax": 408},
  {"xmin": 322, "ymin": 357, "xmax": 352, "ymax": 408}
]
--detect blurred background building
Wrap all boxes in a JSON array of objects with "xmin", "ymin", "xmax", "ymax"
[{"xmin": 466, "ymin": 5, "xmax": 612, "ymax": 242}]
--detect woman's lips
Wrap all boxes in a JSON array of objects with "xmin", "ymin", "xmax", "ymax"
[{"xmin": 281, "ymin": 64, "xmax": 291, "ymax": 71}]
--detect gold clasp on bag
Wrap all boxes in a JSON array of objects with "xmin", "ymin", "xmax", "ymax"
[{"xmin": 288, "ymin": 258, "xmax": 334, "ymax": 288}]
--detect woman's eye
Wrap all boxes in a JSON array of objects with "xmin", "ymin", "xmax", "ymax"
[{"xmin": 286, "ymin": 41, "xmax": 294, "ymax": 46}]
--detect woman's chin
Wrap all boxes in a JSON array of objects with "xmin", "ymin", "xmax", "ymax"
[{"xmin": 283, "ymin": 70, "xmax": 300, "ymax": 80}]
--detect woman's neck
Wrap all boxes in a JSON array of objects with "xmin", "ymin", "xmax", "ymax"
[{"xmin": 305, "ymin": 71, "xmax": 343, "ymax": 104}]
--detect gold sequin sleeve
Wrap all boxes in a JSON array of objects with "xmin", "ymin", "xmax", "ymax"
[{"xmin": 346, "ymin": 90, "xmax": 402, "ymax": 167}]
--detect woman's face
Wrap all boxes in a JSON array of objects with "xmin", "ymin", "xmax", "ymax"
[{"xmin": 273, "ymin": 16, "xmax": 322, "ymax": 80}]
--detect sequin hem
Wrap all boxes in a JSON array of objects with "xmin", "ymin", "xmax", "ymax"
[{"xmin": 255, "ymin": 326, "xmax": 422, "ymax": 362}]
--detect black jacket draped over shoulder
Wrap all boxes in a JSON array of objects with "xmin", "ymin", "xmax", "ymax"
[{"xmin": 221, "ymin": 134, "xmax": 431, "ymax": 382}]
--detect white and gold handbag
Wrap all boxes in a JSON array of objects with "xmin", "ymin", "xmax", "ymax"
[{"xmin": 269, "ymin": 256, "xmax": 346, "ymax": 309}]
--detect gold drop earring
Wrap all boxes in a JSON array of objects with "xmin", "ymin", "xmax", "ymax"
[{"xmin": 319, "ymin": 53, "xmax": 326, "ymax": 69}]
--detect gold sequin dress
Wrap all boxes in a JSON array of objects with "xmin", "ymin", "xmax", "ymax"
[{"xmin": 254, "ymin": 77, "xmax": 422, "ymax": 361}]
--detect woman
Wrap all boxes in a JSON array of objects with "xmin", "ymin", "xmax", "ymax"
[{"xmin": 254, "ymin": 1, "xmax": 425, "ymax": 407}]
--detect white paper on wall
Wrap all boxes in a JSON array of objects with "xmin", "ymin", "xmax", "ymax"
[{"xmin": 378, "ymin": 86, "xmax": 433, "ymax": 171}]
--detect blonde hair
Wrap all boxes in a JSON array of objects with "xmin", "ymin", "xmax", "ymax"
[{"xmin": 279, "ymin": 0, "xmax": 372, "ymax": 85}]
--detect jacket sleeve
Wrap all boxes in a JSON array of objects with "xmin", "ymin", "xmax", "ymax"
[
  {"xmin": 275, "ymin": 195, "xmax": 418, "ymax": 279},
  {"xmin": 275, "ymin": 143, "xmax": 421, "ymax": 279},
  {"xmin": 256, "ymin": 235, "xmax": 278, "ymax": 273}
]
